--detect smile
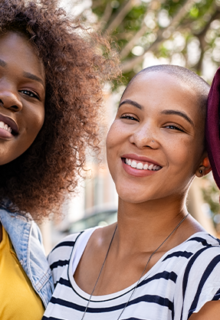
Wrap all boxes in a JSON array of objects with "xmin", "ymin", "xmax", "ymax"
[
  {"xmin": 124, "ymin": 158, "xmax": 161, "ymax": 171},
  {"xmin": 0, "ymin": 121, "xmax": 12, "ymax": 133},
  {"xmin": 0, "ymin": 114, "xmax": 19, "ymax": 136}
]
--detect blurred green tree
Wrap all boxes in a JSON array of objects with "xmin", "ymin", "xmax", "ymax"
[{"xmin": 64, "ymin": 0, "xmax": 220, "ymax": 84}]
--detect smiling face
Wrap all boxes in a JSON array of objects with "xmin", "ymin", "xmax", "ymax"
[
  {"xmin": 0, "ymin": 31, "xmax": 45, "ymax": 165},
  {"xmin": 106, "ymin": 71, "xmax": 206, "ymax": 204}
]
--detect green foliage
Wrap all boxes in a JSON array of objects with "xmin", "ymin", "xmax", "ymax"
[
  {"xmin": 84, "ymin": 0, "xmax": 220, "ymax": 87},
  {"xmin": 189, "ymin": 6, "xmax": 199, "ymax": 18}
]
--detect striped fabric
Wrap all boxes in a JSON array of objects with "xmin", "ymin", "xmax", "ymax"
[{"xmin": 43, "ymin": 229, "xmax": 220, "ymax": 320}]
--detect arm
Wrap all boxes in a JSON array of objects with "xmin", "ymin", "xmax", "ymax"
[{"xmin": 189, "ymin": 301, "xmax": 220, "ymax": 320}]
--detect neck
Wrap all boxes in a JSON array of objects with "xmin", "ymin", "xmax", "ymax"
[{"xmin": 115, "ymin": 194, "xmax": 190, "ymax": 254}]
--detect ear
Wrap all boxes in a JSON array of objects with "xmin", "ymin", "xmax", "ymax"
[{"xmin": 195, "ymin": 156, "xmax": 212, "ymax": 178}]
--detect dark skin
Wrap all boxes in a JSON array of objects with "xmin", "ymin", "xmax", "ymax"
[
  {"xmin": 0, "ymin": 32, "xmax": 45, "ymax": 242},
  {"xmin": 74, "ymin": 72, "xmax": 219, "ymax": 319}
]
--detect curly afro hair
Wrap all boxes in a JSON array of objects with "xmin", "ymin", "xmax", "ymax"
[{"xmin": 0, "ymin": 0, "xmax": 120, "ymax": 220}]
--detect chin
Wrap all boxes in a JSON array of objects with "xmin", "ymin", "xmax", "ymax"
[
  {"xmin": 0, "ymin": 156, "xmax": 17, "ymax": 166},
  {"xmin": 116, "ymin": 186, "xmax": 153, "ymax": 204},
  {"xmin": 0, "ymin": 148, "xmax": 26, "ymax": 165}
]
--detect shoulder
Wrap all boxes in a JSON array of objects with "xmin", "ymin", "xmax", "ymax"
[
  {"xmin": 181, "ymin": 233, "xmax": 220, "ymax": 292},
  {"xmin": 48, "ymin": 232, "xmax": 82, "ymax": 267},
  {"xmin": 174, "ymin": 232, "xmax": 220, "ymax": 276},
  {"xmin": 173, "ymin": 232, "xmax": 220, "ymax": 319},
  {"xmin": 48, "ymin": 225, "xmax": 108, "ymax": 267},
  {"xmin": 187, "ymin": 231, "xmax": 220, "ymax": 246},
  {"xmin": 164, "ymin": 232, "xmax": 220, "ymax": 265},
  {"xmin": 48, "ymin": 226, "xmax": 100, "ymax": 272},
  {"xmin": 185, "ymin": 232, "xmax": 220, "ymax": 264},
  {"xmin": 156, "ymin": 232, "xmax": 220, "ymax": 319},
  {"xmin": 164, "ymin": 232, "xmax": 220, "ymax": 296},
  {"xmin": 47, "ymin": 232, "xmax": 82, "ymax": 287}
]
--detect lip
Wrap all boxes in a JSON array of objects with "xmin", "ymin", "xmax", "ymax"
[
  {"xmin": 0, "ymin": 114, "xmax": 19, "ymax": 134},
  {"xmin": 122, "ymin": 160, "xmax": 158, "ymax": 177},
  {"xmin": 121, "ymin": 153, "xmax": 162, "ymax": 167}
]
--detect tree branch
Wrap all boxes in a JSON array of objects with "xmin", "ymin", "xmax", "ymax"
[
  {"xmin": 97, "ymin": 1, "xmax": 113, "ymax": 32},
  {"xmin": 120, "ymin": 0, "xmax": 163, "ymax": 60},
  {"xmin": 115, "ymin": 31, "xmax": 135, "ymax": 40},
  {"xmin": 193, "ymin": 8, "xmax": 220, "ymax": 73},
  {"xmin": 194, "ymin": 37, "xmax": 204, "ymax": 74},
  {"xmin": 119, "ymin": 24, "xmax": 148, "ymax": 59},
  {"xmin": 194, "ymin": 7, "xmax": 220, "ymax": 38},
  {"xmin": 119, "ymin": 0, "xmax": 161, "ymax": 60},
  {"xmin": 104, "ymin": 0, "xmax": 135, "ymax": 35},
  {"xmin": 92, "ymin": 0, "xmax": 104, "ymax": 10},
  {"xmin": 121, "ymin": 0, "xmax": 197, "ymax": 73}
]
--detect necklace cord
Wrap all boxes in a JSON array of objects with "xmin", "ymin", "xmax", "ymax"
[
  {"xmin": 81, "ymin": 224, "xmax": 118, "ymax": 320},
  {"xmin": 81, "ymin": 213, "xmax": 189, "ymax": 320},
  {"xmin": 116, "ymin": 213, "xmax": 189, "ymax": 320}
]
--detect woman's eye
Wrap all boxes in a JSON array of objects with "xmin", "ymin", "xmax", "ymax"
[
  {"xmin": 19, "ymin": 90, "xmax": 39, "ymax": 100},
  {"xmin": 120, "ymin": 115, "xmax": 138, "ymax": 121},
  {"xmin": 165, "ymin": 125, "xmax": 184, "ymax": 132}
]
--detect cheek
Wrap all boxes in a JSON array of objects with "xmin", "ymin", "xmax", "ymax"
[
  {"xmin": 169, "ymin": 138, "xmax": 189, "ymax": 163},
  {"xmin": 106, "ymin": 125, "xmax": 116, "ymax": 171},
  {"xmin": 166, "ymin": 136, "xmax": 202, "ymax": 176},
  {"xmin": 106, "ymin": 122, "xmax": 123, "ymax": 178},
  {"xmin": 106, "ymin": 122, "xmax": 121, "ymax": 154},
  {"xmin": 106, "ymin": 120, "xmax": 130, "ymax": 148},
  {"xmin": 106, "ymin": 125, "xmax": 114, "ymax": 151},
  {"xmin": 25, "ymin": 107, "xmax": 45, "ymax": 139}
]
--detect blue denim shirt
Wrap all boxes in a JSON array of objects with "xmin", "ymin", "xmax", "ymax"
[{"xmin": 0, "ymin": 208, "xmax": 54, "ymax": 308}]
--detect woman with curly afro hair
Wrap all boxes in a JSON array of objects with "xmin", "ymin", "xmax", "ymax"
[{"xmin": 0, "ymin": 0, "xmax": 119, "ymax": 318}]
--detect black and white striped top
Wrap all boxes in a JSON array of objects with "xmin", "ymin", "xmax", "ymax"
[{"xmin": 43, "ymin": 227, "xmax": 220, "ymax": 320}]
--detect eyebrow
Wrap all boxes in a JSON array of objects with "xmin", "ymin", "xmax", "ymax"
[
  {"xmin": 0, "ymin": 58, "xmax": 44, "ymax": 87},
  {"xmin": 161, "ymin": 110, "xmax": 194, "ymax": 127},
  {"xmin": 119, "ymin": 99, "xmax": 143, "ymax": 110},
  {"xmin": 119, "ymin": 99, "xmax": 194, "ymax": 127},
  {"xmin": 23, "ymin": 71, "xmax": 45, "ymax": 87}
]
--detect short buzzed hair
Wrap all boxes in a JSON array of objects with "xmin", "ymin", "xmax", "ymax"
[{"xmin": 122, "ymin": 65, "xmax": 210, "ymax": 112}]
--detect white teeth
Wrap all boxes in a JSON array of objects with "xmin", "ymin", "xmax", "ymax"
[
  {"xmin": 125, "ymin": 158, "xmax": 160, "ymax": 171},
  {"xmin": 0, "ymin": 121, "xmax": 12, "ymax": 133},
  {"xmin": 137, "ymin": 162, "xmax": 143, "ymax": 169},
  {"xmin": 131, "ymin": 160, "xmax": 137, "ymax": 168}
]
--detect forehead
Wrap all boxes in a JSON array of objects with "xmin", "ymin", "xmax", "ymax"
[
  {"xmin": 0, "ymin": 31, "xmax": 45, "ymax": 80},
  {"xmin": 124, "ymin": 71, "xmax": 194, "ymax": 101},
  {"xmin": 122, "ymin": 71, "xmax": 202, "ymax": 122}
]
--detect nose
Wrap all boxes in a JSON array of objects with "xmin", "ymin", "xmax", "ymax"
[
  {"xmin": 0, "ymin": 89, "xmax": 23, "ymax": 112},
  {"xmin": 129, "ymin": 121, "xmax": 159, "ymax": 149}
]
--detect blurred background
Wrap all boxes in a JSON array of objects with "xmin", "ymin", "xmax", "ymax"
[{"xmin": 41, "ymin": 0, "xmax": 220, "ymax": 253}]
